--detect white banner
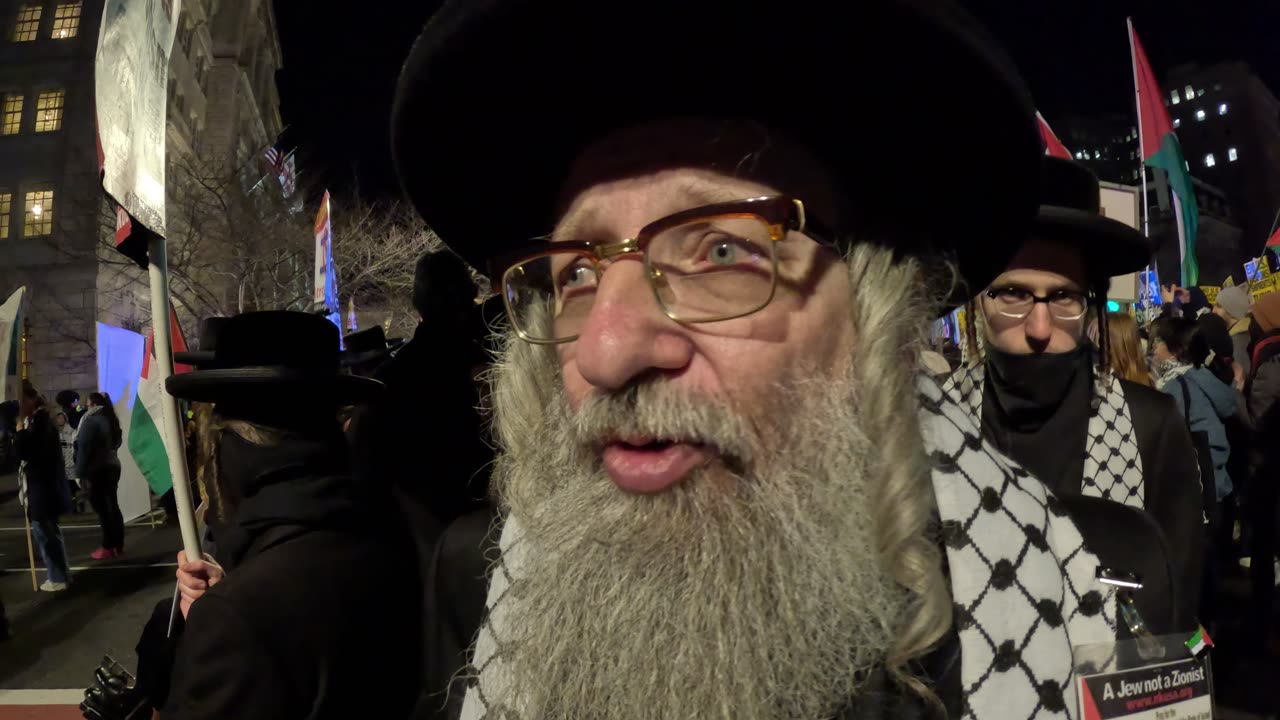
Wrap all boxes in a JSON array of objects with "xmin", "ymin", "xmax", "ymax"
[
  {"xmin": 0, "ymin": 286, "xmax": 27, "ymax": 403},
  {"xmin": 95, "ymin": 0, "xmax": 182, "ymax": 236}
]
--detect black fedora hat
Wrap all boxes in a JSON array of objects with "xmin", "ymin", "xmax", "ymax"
[
  {"xmin": 341, "ymin": 326, "xmax": 405, "ymax": 369},
  {"xmin": 391, "ymin": 0, "xmax": 1041, "ymax": 304},
  {"xmin": 173, "ymin": 316, "xmax": 230, "ymax": 369},
  {"xmin": 1035, "ymin": 157, "xmax": 1153, "ymax": 281},
  {"xmin": 166, "ymin": 312, "xmax": 384, "ymax": 406}
]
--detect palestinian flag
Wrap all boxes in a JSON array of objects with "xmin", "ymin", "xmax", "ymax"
[
  {"xmin": 1266, "ymin": 225, "xmax": 1280, "ymax": 259},
  {"xmin": 1185, "ymin": 626, "xmax": 1214, "ymax": 655},
  {"xmin": 1036, "ymin": 112, "xmax": 1073, "ymax": 160},
  {"xmin": 128, "ymin": 307, "xmax": 192, "ymax": 495},
  {"xmin": 1129, "ymin": 19, "xmax": 1200, "ymax": 287}
]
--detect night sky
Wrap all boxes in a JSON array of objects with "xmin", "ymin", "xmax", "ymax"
[{"xmin": 272, "ymin": 0, "xmax": 1280, "ymax": 204}]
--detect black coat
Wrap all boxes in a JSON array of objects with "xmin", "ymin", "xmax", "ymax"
[
  {"xmin": 415, "ymin": 498, "xmax": 1184, "ymax": 720},
  {"xmin": 75, "ymin": 408, "xmax": 121, "ymax": 480},
  {"xmin": 16, "ymin": 407, "xmax": 72, "ymax": 522},
  {"xmin": 161, "ymin": 434, "xmax": 422, "ymax": 720},
  {"xmin": 351, "ymin": 314, "xmax": 494, "ymax": 541},
  {"xmin": 1120, "ymin": 379, "xmax": 1208, "ymax": 607},
  {"xmin": 1246, "ymin": 330, "xmax": 1280, "ymax": 486}
]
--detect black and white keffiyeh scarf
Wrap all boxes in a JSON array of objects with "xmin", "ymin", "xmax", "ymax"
[
  {"xmin": 941, "ymin": 363, "xmax": 1146, "ymax": 509},
  {"xmin": 460, "ymin": 379, "xmax": 1117, "ymax": 719}
]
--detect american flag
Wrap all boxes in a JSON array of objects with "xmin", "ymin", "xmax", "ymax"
[
  {"xmin": 265, "ymin": 145, "xmax": 285, "ymax": 174},
  {"xmin": 264, "ymin": 145, "xmax": 297, "ymax": 198}
]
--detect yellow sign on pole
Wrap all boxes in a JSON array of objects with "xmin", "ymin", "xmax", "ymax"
[
  {"xmin": 1251, "ymin": 276, "xmax": 1277, "ymax": 300},
  {"xmin": 1199, "ymin": 286, "xmax": 1221, "ymax": 306}
]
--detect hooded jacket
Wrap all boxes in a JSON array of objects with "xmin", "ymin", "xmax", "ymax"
[{"xmin": 1162, "ymin": 366, "xmax": 1240, "ymax": 500}]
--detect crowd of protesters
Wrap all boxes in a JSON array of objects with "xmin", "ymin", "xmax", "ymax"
[{"xmin": 0, "ymin": 0, "xmax": 1277, "ymax": 717}]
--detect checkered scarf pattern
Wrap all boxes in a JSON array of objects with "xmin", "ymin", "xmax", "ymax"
[
  {"xmin": 460, "ymin": 378, "xmax": 1117, "ymax": 719},
  {"xmin": 941, "ymin": 363, "xmax": 1146, "ymax": 509}
]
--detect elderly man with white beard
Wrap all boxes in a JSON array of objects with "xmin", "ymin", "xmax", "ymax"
[{"xmin": 389, "ymin": 1, "xmax": 1180, "ymax": 719}]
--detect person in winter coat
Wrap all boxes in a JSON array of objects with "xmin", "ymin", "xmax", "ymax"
[
  {"xmin": 1214, "ymin": 284, "xmax": 1253, "ymax": 379},
  {"xmin": 16, "ymin": 383, "xmax": 73, "ymax": 591},
  {"xmin": 391, "ymin": 4, "xmax": 1187, "ymax": 716},
  {"xmin": 944, "ymin": 158, "xmax": 1205, "ymax": 610},
  {"xmin": 349, "ymin": 250, "xmax": 496, "ymax": 541},
  {"xmin": 155, "ymin": 312, "xmax": 420, "ymax": 720},
  {"xmin": 1150, "ymin": 317, "xmax": 1240, "ymax": 503},
  {"xmin": 1243, "ymin": 292, "xmax": 1280, "ymax": 650},
  {"xmin": 76, "ymin": 392, "xmax": 125, "ymax": 559}
]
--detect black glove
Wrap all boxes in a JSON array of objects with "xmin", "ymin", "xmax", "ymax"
[{"xmin": 80, "ymin": 657, "xmax": 150, "ymax": 720}]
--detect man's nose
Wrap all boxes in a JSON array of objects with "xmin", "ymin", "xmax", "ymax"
[
  {"xmin": 1023, "ymin": 302, "xmax": 1054, "ymax": 345},
  {"xmin": 572, "ymin": 260, "xmax": 693, "ymax": 391}
]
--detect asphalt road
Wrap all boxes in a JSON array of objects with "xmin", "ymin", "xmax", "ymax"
[{"xmin": 0, "ymin": 472, "xmax": 180, "ymax": 697}]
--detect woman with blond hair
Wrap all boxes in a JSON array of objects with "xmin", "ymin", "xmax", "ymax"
[{"xmin": 1107, "ymin": 312, "xmax": 1153, "ymax": 387}]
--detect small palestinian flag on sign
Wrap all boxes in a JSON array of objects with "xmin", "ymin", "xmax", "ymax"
[{"xmin": 1185, "ymin": 626, "xmax": 1214, "ymax": 656}]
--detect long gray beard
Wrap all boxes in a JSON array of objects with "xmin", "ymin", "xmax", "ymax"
[{"xmin": 482, "ymin": 358, "xmax": 907, "ymax": 720}]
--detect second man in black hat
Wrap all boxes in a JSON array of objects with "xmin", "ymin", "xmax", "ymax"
[{"xmin": 944, "ymin": 156, "xmax": 1205, "ymax": 620}]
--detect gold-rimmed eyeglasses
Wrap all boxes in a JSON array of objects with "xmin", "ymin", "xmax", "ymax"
[
  {"xmin": 492, "ymin": 196, "xmax": 835, "ymax": 344},
  {"xmin": 984, "ymin": 286, "xmax": 1089, "ymax": 321}
]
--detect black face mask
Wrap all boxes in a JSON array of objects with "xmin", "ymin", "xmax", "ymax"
[{"xmin": 985, "ymin": 345, "xmax": 1090, "ymax": 427}]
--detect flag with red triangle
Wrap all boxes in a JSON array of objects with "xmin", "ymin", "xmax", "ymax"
[
  {"xmin": 1129, "ymin": 18, "xmax": 1200, "ymax": 287},
  {"xmin": 1036, "ymin": 112, "xmax": 1073, "ymax": 160},
  {"xmin": 127, "ymin": 306, "xmax": 191, "ymax": 495}
]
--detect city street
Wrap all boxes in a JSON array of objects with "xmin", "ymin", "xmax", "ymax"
[{"xmin": 0, "ymin": 473, "xmax": 179, "ymax": 719}]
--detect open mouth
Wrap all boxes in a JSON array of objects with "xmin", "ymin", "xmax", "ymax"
[{"xmin": 601, "ymin": 436, "xmax": 712, "ymax": 494}]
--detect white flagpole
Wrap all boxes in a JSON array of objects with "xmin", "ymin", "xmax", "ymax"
[{"xmin": 147, "ymin": 236, "xmax": 201, "ymax": 562}]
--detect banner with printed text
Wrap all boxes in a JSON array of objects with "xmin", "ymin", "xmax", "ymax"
[{"xmin": 95, "ymin": 0, "xmax": 181, "ymax": 245}]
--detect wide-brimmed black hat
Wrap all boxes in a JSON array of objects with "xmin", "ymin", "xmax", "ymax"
[
  {"xmin": 341, "ymin": 326, "xmax": 405, "ymax": 369},
  {"xmin": 173, "ymin": 316, "xmax": 230, "ymax": 369},
  {"xmin": 1035, "ymin": 157, "xmax": 1153, "ymax": 281},
  {"xmin": 392, "ymin": 0, "xmax": 1041, "ymax": 302},
  {"xmin": 166, "ymin": 312, "xmax": 384, "ymax": 406}
]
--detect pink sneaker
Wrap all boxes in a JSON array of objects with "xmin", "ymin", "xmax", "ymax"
[{"xmin": 90, "ymin": 547, "xmax": 113, "ymax": 560}]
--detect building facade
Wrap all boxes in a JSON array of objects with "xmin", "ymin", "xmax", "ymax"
[
  {"xmin": 0, "ymin": 0, "xmax": 282, "ymax": 396},
  {"xmin": 1056, "ymin": 113, "xmax": 1141, "ymax": 186},
  {"xmin": 1164, "ymin": 62, "xmax": 1280, "ymax": 268}
]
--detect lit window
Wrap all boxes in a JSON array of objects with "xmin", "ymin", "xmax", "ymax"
[
  {"xmin": 1171, "ymin": 89, "xmax": 1181, "ymax": 105},
  {"xmin": 1185, "ymin": 85, "xmax": 1195, "ymax": 98},
  {"xmin": 1228, "ymin": 147, "xmax": 1238, "ymax": 162},
  {"xmin": 2, "ymin": 94, "xmax": 22, "ymax": 135},
  {"xmin": 23, "ymin": 189, "xmax": 53, "ymax": 237},
  {"xmin": 1197, "ymin": 89, "xmax": 1205, "ymax": 98},
  {"xmin": 1204, "ymin": 153, "xmax": 1216, "ymax": 168},
  {"xmin": 11, "ymin": 4, "xmax": 42, "ymax": 42},
  {"xmin": 1075, "ymin": 151, "xmax": 1084, "ymax": 160},
  {"xmin": 50, "ymin": 2, "xmax": 80, "ymax": 39},
  {"xmin": 0, "ymin": 192, "xmax": 10, "ymax": 239},
  {"xmin": 1195, "ymin": 109, "xmax": 1206, "ymax": 122},
  {"xmin": 1173, "ymin": 117, "xmax": 1182, "ymax": 128},
  {"xmin": 1218, "ymin": 103, "xmax": 1228, "ymax": 115},
  {"xmin": 34, "ymin": 90, "xmax": 64, "ymax": 132}
]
